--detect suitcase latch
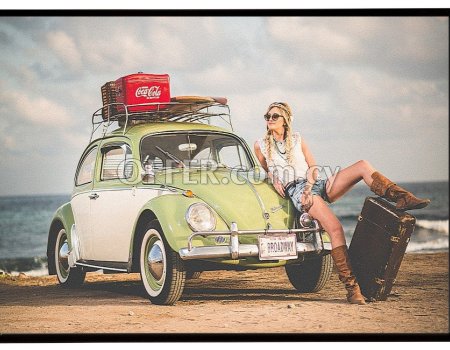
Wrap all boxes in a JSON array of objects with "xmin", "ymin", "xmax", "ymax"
[
  {"xmin": 390, "ymin": 236, "xmax": 400, "ymax": 243},
  {"xmin": 374, "ymin": 278, "xmax": 385, "ymax": 285}
]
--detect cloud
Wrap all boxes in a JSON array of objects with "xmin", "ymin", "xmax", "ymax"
[
  {"xmin": 0, "ymin": 87, "xmax": 73, "ymax": 128},
  {"xmin": 2, "ymin": 135, "xmax": 16, "ymax": 151},
  {"xmin": 46, "ymin": 30, "xmax": 82, "ymax": 71},
  {"xmin": 0, "ymin": 16, "xmax": 447, "ymax": 195},
  {"xmin": 49, "ymin": 17, "xmax": 208, "ymax": 74},
  {"xmin": 266, "ymin": 17, "xmax": 448, "ymax": 80},
  {"xmin": 267, "ymin": 17, "xmax": 357, "ymax": 60}
]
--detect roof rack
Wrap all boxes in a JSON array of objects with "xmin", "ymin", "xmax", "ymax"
[{"xmin": 90, "ymin": 99, "xmax": 233, "ymax": 142}]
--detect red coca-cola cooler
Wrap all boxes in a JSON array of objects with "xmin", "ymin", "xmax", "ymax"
[{"xmin": 115, "ymin": 73, "xmax": 171, "ymax": 112}]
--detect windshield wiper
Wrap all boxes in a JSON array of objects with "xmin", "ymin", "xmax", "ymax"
[
  {"xmin": 155, "ymin": 146, "xmax": 186, "ymax": 168},
  {"xmin": 216, "ymin": 163, "xmax": 231, "ymax": 169}
]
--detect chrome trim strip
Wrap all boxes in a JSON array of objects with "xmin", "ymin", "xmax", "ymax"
[
  {"xmin": 75, "ymin": 262, "xmax": 128, "ymax": 272},
  {"xmin": 71, "ymin": 186, "xmax": 174, "ymax": 199}
]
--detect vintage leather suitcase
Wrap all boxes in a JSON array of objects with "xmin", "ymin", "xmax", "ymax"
[{"xmin": 348, "ymin": 196, "xmax": 416, "ymax": 301}]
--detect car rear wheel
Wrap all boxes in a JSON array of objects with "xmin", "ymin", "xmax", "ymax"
[
  {"xmin": 139, "ymin": 220, "xmax": 186, "ymax": 305},
  {"xmin": 285, "ymin": 254, "xmax": 333, "ymax": 293},
  {"xmin": 55, "ymin": 228, "xmax": 86, "ymax": 287}
]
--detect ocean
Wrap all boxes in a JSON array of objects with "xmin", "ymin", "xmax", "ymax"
[{"xmin": 0, "ymin": 181, "xmax": 448, "ymax": 276}]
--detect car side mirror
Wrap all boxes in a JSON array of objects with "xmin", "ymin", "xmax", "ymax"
[{"xmin": 142, "ymin": 173, "xmax": 155, "ymax": 184}]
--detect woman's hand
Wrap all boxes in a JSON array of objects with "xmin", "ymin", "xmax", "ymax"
[
  {"xmin": 301, "ymin": 186, "xmax": 314, "ymax": 212},
  {"xmin": 272, "ymin": 176, "xmax": 286, "ymax": 198}
]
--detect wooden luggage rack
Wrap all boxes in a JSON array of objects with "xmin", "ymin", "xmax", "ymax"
[{"xmin": 90, "ymin": 97, "xmax": 233, "ymax": 142}]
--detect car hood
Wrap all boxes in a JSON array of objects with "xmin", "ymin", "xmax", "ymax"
[{"xmin": 153, "ymin": 169, "xmax": 294, "ymax": 230}]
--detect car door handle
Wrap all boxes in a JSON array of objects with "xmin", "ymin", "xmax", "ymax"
[{"xmin": 89, "ymin": 193, "xmax": 99, "ymax": 200}]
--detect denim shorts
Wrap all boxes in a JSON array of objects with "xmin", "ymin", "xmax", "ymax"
[{"xmin": 285, "ymin": 178, "xmax": 330, "ymax": 212}]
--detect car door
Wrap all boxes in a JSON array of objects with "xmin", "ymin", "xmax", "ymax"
[
  {"xmin": 71, "ymin": 144, "xmax": 99, "ymax": 261},
  {"xmin": 88, "ymin": 141, "xmax": 154, "ymax": 263}
]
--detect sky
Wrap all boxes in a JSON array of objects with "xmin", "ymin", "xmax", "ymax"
[{"xmin": 0, "ymin": 15, "xmax": 448, "ymax": 196}]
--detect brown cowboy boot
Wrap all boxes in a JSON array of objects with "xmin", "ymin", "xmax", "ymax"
[
  {"xmin": 370, "ymin": 171, "xmax": 430, "ymax": 211},
  {"xmin": 331, "ymin": 245, "xmax": 366, "ymax": 305}
]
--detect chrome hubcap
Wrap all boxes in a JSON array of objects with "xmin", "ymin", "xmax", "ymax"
[
  {"xmin": 147, "ymin": 241, "xmax": 164, "ymax": 281},
  {"xmin": 59, "ymin": 238, "xmax": 69, "ymax": 272},
  {"xmin": 299, "ymin": 212, "xmax": 313, "ymax": 228}
]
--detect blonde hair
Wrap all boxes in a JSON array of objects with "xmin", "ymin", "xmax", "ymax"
[{"xmin": 264, "ymin": 102, "xmax": 294, "ymax": 165}]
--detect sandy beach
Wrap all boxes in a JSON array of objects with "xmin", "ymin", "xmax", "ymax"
[{"xmin": 0, "ymin": 252, "xmax": 448, "ymax": 338}]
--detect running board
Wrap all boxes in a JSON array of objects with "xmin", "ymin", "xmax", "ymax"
[{"xmin": 75, "ymin": 260, "xmax": 128, "ymax": 272}]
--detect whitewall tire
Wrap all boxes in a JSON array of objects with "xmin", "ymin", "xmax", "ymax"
[
  {"xmin": 54, "ymin": 228, "xmax": 85, "ymax": 287},
  {"xmin": 139, "ymin": 220, "xmax": 186, "ymax": 305}
]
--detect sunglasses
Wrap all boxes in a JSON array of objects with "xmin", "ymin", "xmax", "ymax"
[{"xmin": 264, "ymin": 113, "xmax": 283, "ymax": 121}]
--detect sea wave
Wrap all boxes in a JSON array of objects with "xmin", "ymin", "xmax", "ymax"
[
  {"xmin": 338, "ymin": 214, "xmax": 360, "ymax": 221},
  {"xmin": 406, "ymin": 237, "xmax": 449, "ymax": 253},
  {"xmin": 415, "ymin": 219, "xmax": 448, "ymax": 234},
  {"xmin": 0, "ymin": 256, "xmax": 47, "ymax": 275},
  {"xmin": 10, "ymin": 266, "xmax": 49, "ymax": 277}
]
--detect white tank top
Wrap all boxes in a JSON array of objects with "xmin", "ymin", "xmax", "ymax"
[{"xmin": 257, "ymin": 132, "xmax": 309, "ymax": 187}]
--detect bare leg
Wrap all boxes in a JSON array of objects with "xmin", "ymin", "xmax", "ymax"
[
  {"xmin": 325, "ymin": 160, "xmax": 376, "ymax": 203},
  {"xmin": 307, "ymin": 195, "xmax": 346, "ymax": 248},
  {"xmin": 308, "ymin": 195, "xmax": 366, "ymax": 304}
]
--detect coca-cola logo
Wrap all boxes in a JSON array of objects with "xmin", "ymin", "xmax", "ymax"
[{"xmin": 135, "ymin": 85, "xmax": 162, "ymax": 99}]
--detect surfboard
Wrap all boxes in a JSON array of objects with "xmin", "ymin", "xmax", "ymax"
[
  {"xmin": 170, "ymin": 96, "xmax": 215, "ymax": 103},
  {"xmin": 166, "ymin": 96, "xmax": 228, "ymax": 120},
  {"xmin": 170, "ymin": 96, "xmax": 227, "ymax": 105}
]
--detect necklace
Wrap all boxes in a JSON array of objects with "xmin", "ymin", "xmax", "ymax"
[{"xmin": 274, "ymin": 139, "xmax": 286, "ymax": 155}]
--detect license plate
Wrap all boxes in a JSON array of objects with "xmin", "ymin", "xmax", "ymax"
[{"xmin": 258, "ymin": 234, "xmax": 298, "ymax": 260}]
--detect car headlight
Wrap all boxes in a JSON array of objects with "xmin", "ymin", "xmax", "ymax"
[{"xmin": 185, "ymin": 203, "xmax": 216, "ymax": 232}]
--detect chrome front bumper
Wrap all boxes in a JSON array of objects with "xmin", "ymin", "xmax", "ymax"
[{"xmin": 179, "ymin": 221, "xmax": 332, "ymax": 260}]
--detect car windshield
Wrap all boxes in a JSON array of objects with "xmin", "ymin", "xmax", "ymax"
[{"xmin": 140, "ymin": 132, "xmax": 253, "ymax": 171}]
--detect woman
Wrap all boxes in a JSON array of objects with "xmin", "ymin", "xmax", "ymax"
[{"xmin": 254, "ymin": 102, "xmax": 430, "ymax": 305}]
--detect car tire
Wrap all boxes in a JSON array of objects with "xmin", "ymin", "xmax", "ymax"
[
  {"xmin": 285, "ymin": 254, "xmax": 333, "ymax": 293},
  {"xmin": 139, "ymin": 220, "xmax": 186, "ymax": 305},
  {"xmin": 55, "ymin": 228, "xmax": 86, "ymax": 287}
]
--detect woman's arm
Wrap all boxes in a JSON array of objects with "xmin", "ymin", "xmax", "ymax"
[
  {"xmin": 301, "ymin": 138, "xmax": 319, "ymax": 185},
  {"xmin": 254, "ymin": 141, "xmax": 285, "ymax": 198},
  {"xmin": 300, "ymin": 138, "xmax": 319, "ymax": 211},
  {"xmin": 254, "ymin": 141, "xmax": 268, "ymax": 172}
]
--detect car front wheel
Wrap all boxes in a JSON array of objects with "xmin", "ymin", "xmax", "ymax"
[
  {"xmin": 139, "ymin": 220, "xmax": 186, "ymax": 305},
  {"xmin": 54, "ymin": 228, "xmax": 86, "ymax": 287},
  {"xmin": 285, "ymin": 254, "xmax": 333, "ymax": 293}
]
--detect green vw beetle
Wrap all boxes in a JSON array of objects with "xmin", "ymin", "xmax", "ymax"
[{"xmin": 47, "ymin": 97, "xmax": 332, "ymax": 305}]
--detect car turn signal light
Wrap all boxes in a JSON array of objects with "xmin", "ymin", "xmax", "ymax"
[{"xmin": 183, "ymin": 190, "xmax": 195, "ymax": 198}]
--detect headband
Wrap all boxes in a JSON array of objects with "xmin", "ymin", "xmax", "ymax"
[{"xmin": 268, "ymin": 102, "xmax": 293, "ymax": 122}]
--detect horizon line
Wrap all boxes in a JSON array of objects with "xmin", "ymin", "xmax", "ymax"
[{"xmin": 0, "ymin": 179, "xmax": 448, "ymax": 198}]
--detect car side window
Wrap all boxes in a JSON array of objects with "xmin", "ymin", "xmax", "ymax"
[
  {"xmin": 101, "ymin": 144, "xmax": 133, "ymax": 181},
  {"xmin": 75, "ymin": 146, "xmax": 98, "ymax": 186},
  {"xmin": 152, "ymin": 156, "xmax": 164, "ymax": 170},
  {"xmin": 192, "ymin": 147, "xmax": 212, "ymax": 161},
  {"xmin": 218, "ymin": 144, "xmax": 250, "ymax": 170}
]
